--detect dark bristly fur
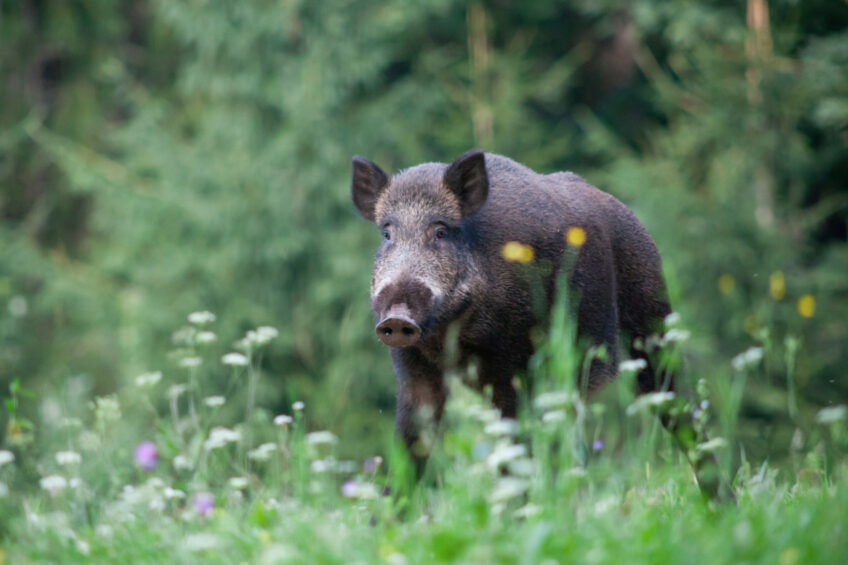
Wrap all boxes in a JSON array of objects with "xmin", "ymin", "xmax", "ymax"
[{"xmin": 352, "ymin": 150, "xmax": 673, "ymax": 466}]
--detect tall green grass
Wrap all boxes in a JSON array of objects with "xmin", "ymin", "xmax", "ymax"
[{"xmin": 0, "ymin": 306, "xmax": 846, "ymax": 564}]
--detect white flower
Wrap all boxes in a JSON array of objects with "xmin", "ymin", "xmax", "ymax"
[
  {"xmin": 179, "ymin": 357, "xmax": 202, "ymax": 368},
  {"xmin": 184, "ymin": 532, "xmax": 222, "ymax": 552},
  {"xmin": 487, "ymin": 443, "xmax": 527, "ymax": 469},
  {"xmin": 187, "ymin": 311, "xmax": 216, "ymax": 325},
  {"xmin": 731, "ymin": 347, "xmax": 764, "ymax": 371},
  {"xmin": 816, "ymin": 405, "xmax": 847, "ymax": 424},
  {"xmin": 95, "ymin": 524, "xmax": 113, "ymax": 538},
  {"xmin": 273, "ymin": 414, "xmax": 293, "ymax": 426},
  {"xmin": 311, "ymin": 459, "xmax": 332, "ymax": 473},
  {"xmin": 69, "ymin": 477, "xmax": 82, "ymax": 489},
  {"xmin": 149, "ymin": 498, "xmax": 165, "ymax": 512},
  {"xmin": 306, "ymin": 431, "xmax": 338, "ymax": 446},
  {"xmin": 203, "ymin": 396, "xmax": 226, "ymax": 407},
  {"xmin": 135, "ymin": 371, "xmax": 162, "ymax": 387},
  {"xmin": 541, "ymin": 410, "xmax": 566, "ymax": 424},
  {"xmin": 228, "ymin": 477, "xmax": 249, "ymax": 490},
  {"xmin": 55, "ymin": 451, "xmax": 82, "ymax": 465},
  {"xmin": 203, "ymin": 427, "xmax": 241, "ymax": 450},
  {"xmin": 664, "ymin": 312, "xmax": 681, "ymax": 328},
  {"xmin": 222, "ymin": 352, "xmax": 249, "ymax": 366},
  {"xmin": 490, "ymin": 477, "xmax": 528, "ymax": 503},
  {"xmin": 292, "ymin": 401, "xmax": 305, "ymax": 411},
  {"xmin": 626, "ymin": 392, "xmax": 676, "ymax": 416},
  {"xmin": 173, "ymin": 455, "xmax": 193, "ymax": 471},
  {"xmin": 248, "ymin": 443, "xmax": 278, "ymax": 461},
  {"xmin": 662, "ymin": 328, "xmax": 691, "ymax": 344},
  {"xmin": 40, "ymin": 475, "xmax": 68, "ymax": 496},
  {"xmin": 168, "ymin": 384, "xmax": 188, "ymax": 399},
  {"xmin": 164, "ymin": 487, "xmax": 186, "ymax": 499},
  {"xmin": 0, "ymin": 450, "xmax": 14, "ymax": 467},
  {"xmin": 533, "ymin": 391, "xmax": 572, "ymax": 410},
  {"xmin": 196, "ymin": 331, "xmax": 217, "ymax": 344},
  {"xmin": 618, "ymin": 358, "xmax": 648, "ymax": 373},
  {"xmin": 484, "ymin": 419, "xmax": 518, "ymax": 437}
]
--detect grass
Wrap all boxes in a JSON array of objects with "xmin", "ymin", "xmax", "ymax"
[{"xmin": 0, "ymin": 310, "xmax": 846, "ymax": 565}]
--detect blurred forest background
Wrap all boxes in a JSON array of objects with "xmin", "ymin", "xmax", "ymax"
[{"xmin": 1, "ymin": 0, "xmax": 846, "ymax": 460}]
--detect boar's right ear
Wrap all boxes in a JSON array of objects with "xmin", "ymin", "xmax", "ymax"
[
  {"xmin": 351, "ymin": 156, "xmax": 389, "ymax": 222},
  {"xmin": 444, "ymin": 149, "xmax": 488, "ymax": 217}
]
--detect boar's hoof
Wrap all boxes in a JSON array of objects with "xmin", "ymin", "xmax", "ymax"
[{"xmin": 376, "ymin": 315, "xmax": 421, "ymax": 347}]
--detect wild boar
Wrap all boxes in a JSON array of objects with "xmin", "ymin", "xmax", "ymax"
[{"xmin": 351, "ymin": 150, "xmax": 671, "ymax": 459}]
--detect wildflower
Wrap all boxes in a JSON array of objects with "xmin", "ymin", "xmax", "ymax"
[
  {"xmin": 164, "ymin": 487, "xmax": 185, "ymax": 499},
  {"xmin": 196, "ymin": 331, "xmax": 217, "ymax": 344},
  {"xmin": 664, "ymin": 312, "xmax": 681, "ymax": 328},
  {"xmin": 541, "ymin": 410, "xmax": 566, "ymax": 424},
  {"xmin": 222, "ymin": 352, "xmax": 249, "ymax": 366},
  {"xmin": 149, "ymin": 498, "xmax": 165, "ymax": 512},
  {"xmin": 311, "ymin": 459, "xmax": 331, "ymax": 472},
  {"xmin": 179, "ymin": 356, "xmax": 202, "ymax": 368},
  {"xmin": 203, "ymin": 427, "xmax": 241, "ymax": 450},
  {"xmin": 228, "ymin": 477, "xmax": 249, "ymax": 490},
  {"xmin": 168, "ymin": 384, "xmax": 188, "ymax": 400},
  {"xmin": 508, "ymin": 458, "xmax": 536, "ymax": 477},
  {"xmin": 187, "ymin": 311, "xmax": 216, "ymax": 325},
  {"xmin": 718, "ymin": 274, "xmax": 735, "ymax": 295},
  {"xmin": 797, "ymin": 294, "xmax": 816, "ymax": 318},
  {"xmin": 816, "ymin": 405, "xmax": 847, "ymax": 424},
  {"xmin": 566, "ymin": 226, "xmax": 587, "ymax": 247},
  {"xmin": 533, "ymin": 391, "xmax": 571, "ymax": 410},
  {"xmin": 626, "ymin": 391, "xmax": 676, "ymax": 416},
  {"xmin": 770, "ymin": 271, "xmax": 786, "ymax": 300},
  {"xmin": 135, "ymin": 371, "xmax": 162, "ymax": 387},
  {"xmin": 95, "ymin": 524, "xmax": 113, "ymax": 538},
  {"xmin": 363, "ymin": 456, "xmax": 383, "ymax": 473},
  {"xmin": 490, "ymin": 477, "xmax": 528, "ymax": 503},
  {"xmin": 501, "ymin": 241, "xmax": 534, "ymax": 264},
  {"xmin": 340, "ymin": 480, "xmax": 359, "ymax": 498},
  {"xmin": 192, "ymin": 492, "xmax": 215, "ymax": 517},
  {"xmin": 484, "ymin": 419, "xmax": 518, "ymax": 437},
  {"xmin": 0, "ymin": 450, "xmax": 14, "ymax": 467},
  {"xmin": 731, "ymin": 347, "xmax": 764, "ymax": 371},
  {"xmin": 134, "ymin": 441, "xmax": 158, "ymax": 471},
  {"xmin": 251, "ymin": 326, "xmax": 279, "ymax": 345},
  {"xmin": 40, "ymin": 475, "xmax": 68, "ymax": 496},
  {"xmin": 92, "ymin": 395, "xmax": 121, "ymax": 426},
  {"xmin": 487, "ymin": 443, "xmax": 527, "ymax": 469},
  {"xmin": 203, "ymin": 396, "xmax": 226, "ymax": 407},
  {"xmin": 592, "ymin": 440, "xmax": 604, "ymax": 451},
  {"xmin": 173, "ymin": 454, "xmax": 193, "ymax": 471},
  {"xmin": 55, "ymin": 451, "xmax": 82, "ymax": 466},
  {"xmin": 69, "ymin": 477, "xmax": 82, "ymax": 488},
  {"xmin": 662, "ymin": 328, "xmax": 691, "ymax": 344},
  {"xmin": 248, "ymin": 443, "xmax": 277, "ymax": 461},
  {"xmin": 273, "ymin": 414, "xmax": 293, "ymax": 426},
  {"xmin": 306, "ymin": 431, "xmax": 338, "ymax": 446},
  {"xmin": 184, "ymin": 532, "xmax": 222, "ymax": 551},
  {"xmin": 618, "ymin": 358, "xmax": 647, "ymax": 373},
  {"xmin": 292, "ymin": 401, "xmax": 305, "ymax": 411}
]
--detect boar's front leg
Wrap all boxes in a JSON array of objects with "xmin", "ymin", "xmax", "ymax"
[{"xmin": 391, "ymin": 347, "xmax": 446, "ymax": 473}]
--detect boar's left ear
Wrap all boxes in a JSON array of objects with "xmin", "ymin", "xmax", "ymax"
[
  {"xmin": 444, "ymin": 149, "xmax": 489, "ymax": 217},
  {"xmin": 351, "ymin": 156, "xmax": 390, "ymax": 222}
]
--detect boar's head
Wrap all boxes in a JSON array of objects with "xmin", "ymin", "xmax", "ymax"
[{"xmin": 351, "ymin": 150, "xmax": 489, "ymax": 348}]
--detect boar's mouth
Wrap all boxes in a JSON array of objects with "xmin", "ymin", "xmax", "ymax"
[{"xmin": 372, "ymin": 278, "xmax": 435, "ymax": 348}]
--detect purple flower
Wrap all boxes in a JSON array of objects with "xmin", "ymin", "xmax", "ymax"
[
  {"xmin": 341, "ymin": 481, "xmax": 359, "ymax": 498},
  {"xmin": 363, "ymin": 456, "xmax": 383, "ymax": 474},
  {"xmin": 592, "ymin": 440, "xmax": 603, "ymax": 451},
  {"xmin": 193, "ymin": 492, "xmax": 215, "ymax": 517},
  {"xmin": 134, "ymin": 441, "xmax": 158, "ymax": 471}
]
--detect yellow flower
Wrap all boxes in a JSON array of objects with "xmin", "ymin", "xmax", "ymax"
[
  {"xmin": 566, "ymin": 226, "xmax": 587, "ymax": 247},
  {"xmin": 501, "ymin": 241, "xmax": 534, "ymax": 264},
  {"xmin": 718, "ymin": 274, "xmax": 735, "ymax": 295},
  {"xmin": 797, "ymin": 294, "xmax": 815, "ymax": 318},
  {"xmin": 257, "ymin": 530, "xmax": 271, "ymax": 545},
  {"xmin": 770, "ymin": 271, "xmax": 785, "ymax": 300}
]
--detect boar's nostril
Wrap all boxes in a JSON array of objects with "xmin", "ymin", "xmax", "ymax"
[{"xmin": 375, "ymin": 314, "xmax": 421, "ymax": 348}]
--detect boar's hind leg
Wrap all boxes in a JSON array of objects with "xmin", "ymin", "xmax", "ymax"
[{"xmin": 391, "ymin": 348, "xmax": 446, "ymax": 474}]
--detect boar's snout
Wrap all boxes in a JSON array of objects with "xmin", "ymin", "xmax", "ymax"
[
  {"xmin": 376, "ymin": 305, "xmax": 422, "ymax": 347},
  {"xmin": 372, "ymin": 278, "xmax": 435, "ymax": 348}
]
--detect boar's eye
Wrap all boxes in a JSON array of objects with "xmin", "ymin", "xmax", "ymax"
[
  {"xmin": 435, "ymin": 227, "xmax": 448, "ymax": 240},
  {"xmin": 382, "ymin": 229, "xmax": 391, "ymax": 241}
]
